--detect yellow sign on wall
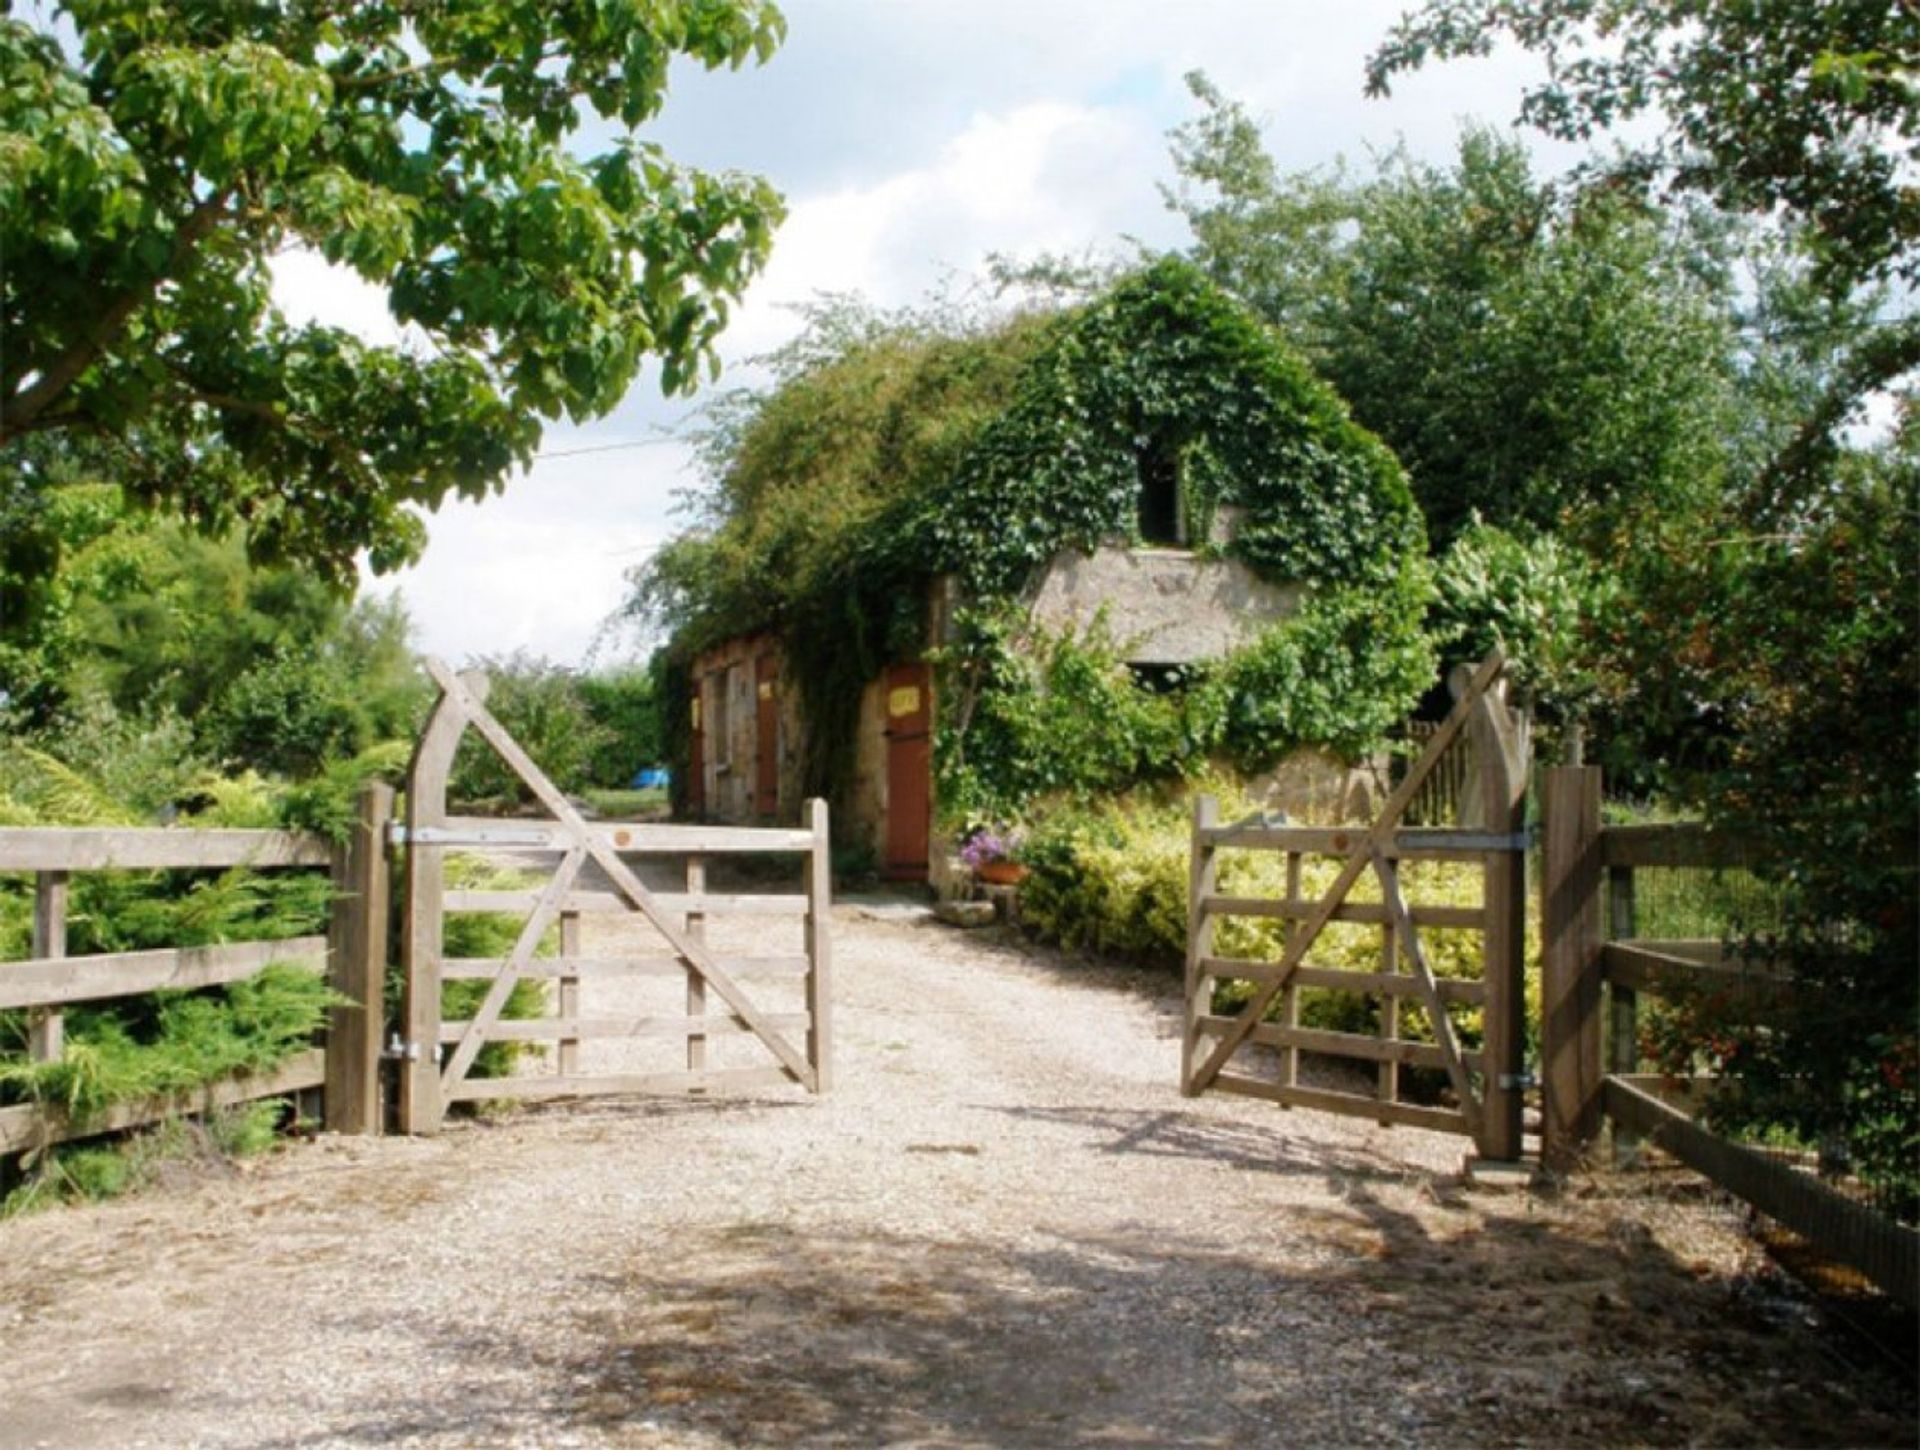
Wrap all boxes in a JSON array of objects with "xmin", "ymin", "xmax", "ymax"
[
  {"xmin": 690, "ymin": 698, "xmax": 702, "ymax": 729},
  {"xmin": 758, "ymin": 680, "xmax": 774, "ymax": 701},
  {"xmin": 888, "ymin": 685, "xmax": 922, "ymax": 718}
]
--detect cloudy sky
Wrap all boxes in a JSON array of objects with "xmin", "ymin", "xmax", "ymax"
[{"xmin": 280, "ymin": 0, "xmax": 1588, "ymax": 668}]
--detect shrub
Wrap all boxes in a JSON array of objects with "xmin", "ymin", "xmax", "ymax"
[{"xmin": 449, "ymin": 652, "xmax": 614, "ymax": 807}]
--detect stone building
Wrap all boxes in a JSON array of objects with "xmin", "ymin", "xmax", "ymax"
[
  {"xmin": 685, "ymin": 532, "xmax": 1302, "ymax": 880},
  {"xmin": 671, "ymin": 260, "xmax": 1425, "ymax": 880}
]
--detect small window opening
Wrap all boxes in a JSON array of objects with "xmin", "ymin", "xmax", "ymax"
[
  {"xmin": 1128, "ymin": 662, "xmax": 1190, "ymax": 695},
  {"xmin": 1136, "ymin": 432, "xmax": 1186, "ymax": 546}
]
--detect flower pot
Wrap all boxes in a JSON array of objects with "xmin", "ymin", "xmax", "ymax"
[{"xmin": 975, "ymin": 861, "xmax": 1028, "ymax": 886}]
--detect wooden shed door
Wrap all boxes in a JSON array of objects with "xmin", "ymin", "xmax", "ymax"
[
  {"xmin": 883, "ymin": 662, "xmax": 932, "ymax": 880},
  {"xmin": 688, "ymin": 691, "xmax": 706, "ymax": 817},
  {"xmin": 755, "ymin": 655, "xmax": 780, "ymax": 817}
]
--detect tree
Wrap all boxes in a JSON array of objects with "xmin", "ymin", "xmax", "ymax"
[
  {"xmin": 1366, "ymin": 4, "xmax": 1920, "ymax": 1209},
  {"xmin": 1366, "ymin": 0, "xmax": 1919, "ymax": 495},
  {"xmin": 1165, "ymin": 79, "xmax": 1737, "ymax": 546},
  {"xmin": 0, "ymin": 2, "xmax": 785, "ymax": 580},
  {"xmin": 0, "ymin": 461, "xmax": 425, "ymax": 775},
  {"xmin": 1367, "ymin": 0, "xmax": 1918, "ymax": 292}
]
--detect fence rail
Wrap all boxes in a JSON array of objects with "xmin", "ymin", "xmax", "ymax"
[
  {"xmin": 1540, "ymin": 767, "xmax": 1919, "ymax": 1309},
  {"xmin": 0, "ymin": 825, "xmax": 353, "ymax": 1157}
]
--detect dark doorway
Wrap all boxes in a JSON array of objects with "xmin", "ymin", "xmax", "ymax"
[
  {"xmin": 687, "ymin": 690, "xmax": 706, "ymax": 818},
  {"xmin": 1137, "ymin": 432, "xmax": 1185, "ymax": 546}
]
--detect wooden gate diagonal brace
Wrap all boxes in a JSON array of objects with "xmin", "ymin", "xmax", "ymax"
[
  {"xmin": 1372, "ymin": 848, "xmax": 1483, "ymax": 1140},
  {"xmin": 440, "ymin": 847, "xmax": 584, "ymax": 1093},
  {"xmin": 422, "ymin": 658, "xmax": 816, "ymax": 1090},
  {"xmin": 1187, "ymin": 649, "xmax": 1507, "ymax": 1094}
]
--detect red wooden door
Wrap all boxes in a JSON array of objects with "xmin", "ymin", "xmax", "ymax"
[
  {"xmin": 687, "ymin": 689, "xmax": 705, "ymax": 818},
  {"xmin": 883, "ymin": 662, "xmax": 932, "ymax": 880},
  {"xmin": 754, "ymin": 655, "xmax": 779, "ymax": 817}
]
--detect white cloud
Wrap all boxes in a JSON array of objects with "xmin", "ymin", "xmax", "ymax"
[
  {"xmin": 724, "ymin": 99, "xmax": 1174, "ymax": 361},
  {"xmin": 361, "ymin": 435, "xmax": 695, "ymax": 668}
]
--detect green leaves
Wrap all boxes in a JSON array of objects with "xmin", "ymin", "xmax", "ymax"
[
  {"xmin": 1, "ymin": 2, "xmax": 786, "ymax": 581},
  {"xmin": 928, "ymin": 257, "xmax": 1427, "ymax": 599},
  {"xmin": 639, "ymin": 262, "xmax": 1435, "ymax": 817},
  {"xmin": 1169, "ymin": 88, "xmax": 1737, "ymax": 548}
]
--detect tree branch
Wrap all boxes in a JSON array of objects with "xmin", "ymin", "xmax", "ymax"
[
  {"xmin": 172, "ymin": 376, "xmax": 379, "ymax": 493},
  {"xmin": 0, "ymin": 192, "xmax": 233, "ymax": 444},
  {"xmin": 1757, "ymin": 314, "xmax": 1920, "ymax": 516}
]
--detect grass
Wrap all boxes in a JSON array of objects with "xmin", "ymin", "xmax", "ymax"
[
  {"xmin": 583, "ymin": 786, "xmax": 670, "ymax": 819},
  {"xmin": 1, "ymin": 1098, "xmax": 288, "ymax": 1217}
]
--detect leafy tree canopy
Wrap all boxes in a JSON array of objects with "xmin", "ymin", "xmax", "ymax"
[
  {"xmin": 1166, "ymin": 79, "xmax": 1739, "ymax": 546},
  {"xmin": 1367, "ymin": 0, "xmax": 1919, "ymax": 294},
  {"xmin": 1, "ymin": 452, "xmax": 423, "ymax": 776},
  {"xmin": 0, "ymin": 0, "xmax": 786, "ymax": 580},
  {"xmin": 1365, "ymin": 1, "xmax": 1919, "ymax": 498}
]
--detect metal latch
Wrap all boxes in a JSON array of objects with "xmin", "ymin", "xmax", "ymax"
[
  {"xmin": 1498, "ymin": 1071, "xmax": 1538, "ymax": 1090},
  {"xmin": 387, "ymin": 824, "xmax": 552, "ymax": 847}
]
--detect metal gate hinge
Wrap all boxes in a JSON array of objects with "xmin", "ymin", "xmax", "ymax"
[
  {"xmin": 1498, "ymin": 1071, "xmax": 1538, "ymax": 1091},
  {"xmin": 383, "ymin": 1033, "xmax": 421, "ymax": 1062}
]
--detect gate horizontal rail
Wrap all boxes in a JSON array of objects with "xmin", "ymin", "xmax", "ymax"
[{"xmin": 0, "ymin": 824, "xmax": 352, "ymax": 1153}]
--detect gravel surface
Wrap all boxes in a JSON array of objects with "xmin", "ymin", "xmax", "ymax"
[{"xmin": 1, "ymin": 901, "xmax": 1912, "ymax": 1448}]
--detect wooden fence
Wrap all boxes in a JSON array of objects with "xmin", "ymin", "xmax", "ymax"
[
  {"xmin": 1539, "ymin": 766, "xmax": 1919, "ymax": 1308},
  {"xmin": 0, "ymin": 817, "xmax": 386, "ymax": 1153}
]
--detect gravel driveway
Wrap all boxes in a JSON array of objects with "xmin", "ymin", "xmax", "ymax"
[{"xmin": 0, "ymin": 900, "xmax": 1910, "ymax": 1448}]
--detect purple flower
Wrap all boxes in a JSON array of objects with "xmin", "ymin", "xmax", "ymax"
[{"xmin": 959, "ymin": 825, "xmax": 1024, "ymax": 868}]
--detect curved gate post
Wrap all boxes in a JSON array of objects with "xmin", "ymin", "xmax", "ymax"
[
  {"xmin": 1472, "ymin": 679, "xmax": 1529, "ymax": 1162},
  {"xmin": 398, "ymin": 670, "xmax": 484, "ymax": 1135}
]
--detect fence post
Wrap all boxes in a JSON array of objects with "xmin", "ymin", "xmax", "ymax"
[
  {"xmin": 1472, "ymin": 687, "xmax": 1528, "ymax": 1162},
  {"xmin": 326, "ymin": 782, "xmax": 393, "ymax": 1134},
  {"xmin": 1540, "ymin": 766, "xmax": 1604, "ymax": 1169},
  {"xmin": 804, "ymin": 798, "xmax": 834, "ymax": 1093},
  {"xmin": 1182, "ymin": 795, "xmax": 1219, "ymax": 1097},
  {"xmin": 29, "ymin": 871, "xmax": 68, "ymax": 1062},
  {"xmin": 558, "ymin": 911, "xmax": 582, "ymax": 1079}
]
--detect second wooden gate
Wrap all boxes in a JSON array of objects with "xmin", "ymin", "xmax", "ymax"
[
  {"xmin": 397, "ymin": 659, "xmax": 833, "ymax": 1134},
  {"xmin": 1182, "ymin": 652, "xmax": 1530, "ymax": 1161}
]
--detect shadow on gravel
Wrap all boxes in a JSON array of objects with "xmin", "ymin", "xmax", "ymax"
[
  {"xmin": 984, "ymin": 1103, "xmax": 1447, "ymax": 1189},
  {"xmin": 250, "ymin": 1215, "xmax": 1913, "ymax": 1449}
]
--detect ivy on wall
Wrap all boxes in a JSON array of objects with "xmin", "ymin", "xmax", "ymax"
[{"xmin": 635, "ymin": 259, "xmax": 1435, "ymax": 820}]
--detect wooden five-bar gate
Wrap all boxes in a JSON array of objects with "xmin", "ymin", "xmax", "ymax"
[
  {"xmin": 393, "ymin": 660, "xmax": 833, "ymax": 1134},
  {"xmin": 1182, "ymin": 651, "xmax": 1531, "ymax": 1163}
]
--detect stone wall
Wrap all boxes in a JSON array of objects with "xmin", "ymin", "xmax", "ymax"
[{"xmin": 1028, "ymin": 545, "xmax": 1301, "ymax": 664}]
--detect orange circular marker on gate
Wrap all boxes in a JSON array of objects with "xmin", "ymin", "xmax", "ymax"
[{"xmin": 615, "ymin": 830, "xmax": 631, "ymax": 847}]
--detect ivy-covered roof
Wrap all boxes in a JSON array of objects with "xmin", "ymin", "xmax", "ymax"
[
  {"xmin": 919, "ymin": 256, "xmax": 1425, "ymax": 596},
  {"xmin": 643, "ymin": 257, "xmax": 1425, "ymax": 655}
]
